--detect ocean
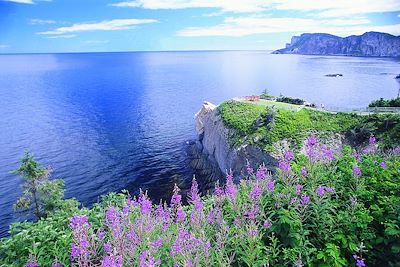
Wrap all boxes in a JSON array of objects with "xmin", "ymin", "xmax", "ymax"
[{"xmin": 0, "ymin": 51, "xmax": 398, "ymax": 237}]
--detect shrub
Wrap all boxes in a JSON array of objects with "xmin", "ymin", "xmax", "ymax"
[
  {"xmin": 12, "ymin": 152, "xmax": 68, "ymax": 219},
  {"xmin": 276, "ymin": 96, "xmax": 305, "ymax": 105},
  {"xmin": 1, "ymin": 136, "xmax": 399, "ymax": 267},
  {"xmin": 368, "ymin": 97, "xmax": 400, "ymax": 107}
]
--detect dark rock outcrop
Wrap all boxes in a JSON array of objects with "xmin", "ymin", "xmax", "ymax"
[
  {"xmin": 194, "ymin": 102, "xmax": 278, "ymax": 178},
  {"xmin": 273, "ymin": 32, "xmax": 400, "ymax": 57}
]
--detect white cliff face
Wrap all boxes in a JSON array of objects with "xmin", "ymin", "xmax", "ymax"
[{"xmin": 195, "ymin": 101, "xmax": 277, "ymax": 177}]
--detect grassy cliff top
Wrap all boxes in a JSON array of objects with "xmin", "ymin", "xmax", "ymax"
[{"xmin": 218, "ymin": 100, "xmax": 400, "ymax": 150}]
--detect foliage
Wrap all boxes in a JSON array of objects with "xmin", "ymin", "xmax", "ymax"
[
  {"xmin": 276, "ymin": 96, "xmax": 305, "ymax": 105},
  {"xmin": 368, "ymin": 97, "xmax": 400, "ymax": 107},
  {"xmin": 1, "ymin": 137, "xmax": 399, "ymax": 267},
  {"xmin": 12, "ymin": 153, "xmax": 68, "ymax": 219},
  {"xmin": 218, "ymin": 100, "xmax": 400, "ymax": 150}
]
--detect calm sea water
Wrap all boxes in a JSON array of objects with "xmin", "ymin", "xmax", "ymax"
[{"xmin": 0, "ymin": 51, "xmax": 399, "ymax": 237}]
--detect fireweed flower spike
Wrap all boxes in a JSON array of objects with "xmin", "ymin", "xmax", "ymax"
[
  {"xmin": 255, "ymin": 165, "xmax": 267, "ymax": 180},
  {"xmin": 353, "ymin": 254, "xmax": 366, "ymax": 267},
  {"xmin": 352, "ymin": 165, "xmax": 362, "ymax": 177},
  {"xmin": 284, "ymin": 150, "xmax": 295, "ymax": 162},
  {"xmin": 380, "ymin": 161, "xmax": 387, "ymax": 169},
  {"xmin": 369, "ymin": 135, "xmax": 377, "ymax": 145},
  {"xmin": 246, "ymin": 160, "xmax": 254, "ymax": 175},
  {"xmin": 26, "ymin": 255, "xmax": 38, "ymax": 267},
  {"xmin": 278, "ymin": 160, "xmax": 291, "ymax": 174},
  {"xmin": 250, "ymin": 183, "xmax": 262, "ymax": 201},
  {"xmin": 301, "ymin": 167, "xmax": 308, "ymax": 177},
  {"xmin": 225, "ymin": 170, "xmax": 237, "ymax": 201},
  {"xmin": 305, "ymin": 134, "xmax": 318, "ymax": 161}
]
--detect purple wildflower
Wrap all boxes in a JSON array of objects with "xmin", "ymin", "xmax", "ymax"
[
  {"xmin": 244, "ymin": 206, "xmax": 259, "ymax": 220},
  {"xmin": 246, "ymin": 162, "xmax": 254, "ymax": 175},
  {"xmin": 69, "ymin": 215, "xmax": 89, "ymax": 229},
  {"xmin": 353, "ymin": 254, "xmax": 366, "ymax": 267},
  {"xmin": 352, "ymin": 165, "xmax": 362, "ymax": 177},
  {"xmin": 307, "ymin": 135, "xmax": 317, "ymax": 146},
  {"xmin": 284, "ymin": 150, "xmax": 295, "ymax": 162},
  {"xmin": 151, "ymin": 239, "xmax": 163, "ymax": 249},
  {"xmin": 316, "ymin": 186, "xmax": 335, "ymax": 197},
  {"xmin": 127, "ymin": 230, "xmax": 138, "ymax": 244},
  {"xmin": 139, "ymin": 251, "xmax": 160, "ymax": 267},
  {"xmin": 255, "ymin": 165, "xmax": 267, "ymax": 180},
  {"xmin": 97, "ymin": 230, "xmax": 105, "ymax": 240},
  {"xmin": 104, "ymin": 242, "xmax": 112, "ymax": 254},
  {"xmin": 189, "ymin": 178, "xmax": 200, "ymax": 202},
  {"xmin": 278, "ymin": 160, "xmax": 291, "ymax": 173},
  {"xmin": 122, "ymin": 206, "xmax": 130, "ymax": 214},
  {"xmin": 263, "ymin": 220, "xmax": 272, "ymax": 229},
  {"xmin": 51, "ymin": 260, "xmax": 63, "ymax": 267},
  {"xmin": 225, "ymin": 171, "xmax": 237, "ymax": 201},
  {"xmin": 71, "ymin": 244, "xmax": 80, "ymax": 258},
  {"xmin": 295, "ymin": 184, "xmax": 303, "ymax": 195},
  {"xmin": 170, "ymin": 184, "xmax": 182, "ymax": 206},
  {"xmin": 316, "ymin": 186, "xmax": 325, "ymax": 197},
  {"xmin": 301, "ymin": 167, "xmax": 308, "ymax": 177},
  {"xmin": 214, "ymin": 181, "xmax": 224, "ymax": 197},
  {"xmin": 101, "ymin": 255, "xmax": 123, "ymax": 267},
  {"xmin": 105, "ymin": 207, "xmax": 119, "ymax": 226},
  {"xmin": 248, "ymin": 229, "xmax": 259, "ymax": 237},
  {"xmin": 353, "ymin": 152, "xmax": 362, "ymax": 162},
  {"xmin": 26, "ymin": 256, "xmax": 38, "ymax": 267},
  {"xmin": 369, "ymin": 136, "xmax": 377, "ymax": 145},
  {"xmin": 250, "ymin": 184, "xmax": 262, "ymax": 201},
  {"xmin": 176, "ymin": 207, "xmax": 186, "ymax": 222},
  {"xmin": 300, "ymin": 194, "xmax": 310, "ymax": 206},
  {"xmin": 322, "ymin": 146, "xmax": 335, "ymax": 161},
  {"xmin": 267, "ymin": 180, "xmax": 275, "ymax": 192},
  {"xmin": 207, "ymin": 208, "xmax": 215, "ymax": 224},
  {"xmin": 138, "ymin": 193, "xmax": 152, "ymax": 215},
  {"xmin": 380, "ymin": 161, "xmax": 387, "ymax": 169}
]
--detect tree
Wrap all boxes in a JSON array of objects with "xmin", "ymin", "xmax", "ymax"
[{"xmin": 12, "ymin": 152, "xmax": 65, "ymax": 219}]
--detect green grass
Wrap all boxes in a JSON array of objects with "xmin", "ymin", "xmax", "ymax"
[
  {"xmin": 243, "ymin": 99, "xmax": 302, "ymax": 112},
  {"xmin": 218, "ymin": 100, "xmax": 399, "ymax": 151}
]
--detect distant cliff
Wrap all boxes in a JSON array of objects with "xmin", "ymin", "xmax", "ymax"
[{"xmin": 273, "ymin": 32, "xmax": 400, "ymax": 57}]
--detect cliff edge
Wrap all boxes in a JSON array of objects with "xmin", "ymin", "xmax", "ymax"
[
  {"xmin": 273, "ymin": 32, "xmax": 400, "ymax": 57},
  {"xmin": 195, "ymin": 101, "xmax": 277, "ymax": 177}
]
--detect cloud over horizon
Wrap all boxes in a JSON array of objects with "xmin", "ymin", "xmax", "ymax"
[
  {"xmin": 177, "ymin": 16, "xmax": 400, "ymax": 37},
  {"xmin": 111, "ymin": 0, "xmax": 400, "ymax": 16},
  {"xmin": 37, "ymin": 18, "xmax": 158, "ymax": 35}
]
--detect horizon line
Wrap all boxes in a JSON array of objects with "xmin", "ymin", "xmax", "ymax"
[{"xmin": 0, "ymin": 49, "xmax": 275, "ymax": 56}]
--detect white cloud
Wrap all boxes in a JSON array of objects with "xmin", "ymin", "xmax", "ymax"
[
  {"xmin": 3, "ymin": 0, "xmax": 51, "ymax": 4},
  {"xmin": 29, "ymin": 19, "xmax": 56, "ymax": 25},
  {"xmin": 37, "ymin": 18, "xmax": 158, "ymax": 35},
  {"xmin": 3, "ymin": 0, "xmax": 34, "ymax": 3},
  {"xmin": 110, "ymin": 0, "xmax": 400, "ymax": 16},
  {"xmin": 110, "ymin": 0, "xmax": 272, "ymax": 12},
  {"xmin": 177, "ymin": 16, "xmax": 400, "ymax": 37},
  {"xmin": 44, "ymin": 34, "xmax": 76, "ymax": 39},
  {"xmin": 0, "ymin": 44, "xmax": 10, "ymax": 48}
]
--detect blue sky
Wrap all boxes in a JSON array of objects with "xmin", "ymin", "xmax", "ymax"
[{"xmin": 0, "ymin": 0, "xmax": 400, "ymax": 53}]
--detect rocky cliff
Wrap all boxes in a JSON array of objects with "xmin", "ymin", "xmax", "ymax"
[
  {"xmin": 273, "ymin": 32, "xmax": 400, "ymax": 57},
  {"xmin": 195, "ymin": 101, "xmax": 278, "ymax": 178}
]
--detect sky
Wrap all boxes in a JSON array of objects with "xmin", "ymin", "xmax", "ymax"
[{"xmin": 0, "ymin": 0, "xmax": 400, "ymax": 53}]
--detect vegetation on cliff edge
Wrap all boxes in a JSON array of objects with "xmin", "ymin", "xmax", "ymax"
[
  {"xmin": 218, "ymin": 100, "xmax": 400, "ymax": 150},
  {"xmin": 0, "ymin": 137, "xmax": 399, "ymax": 266}
]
